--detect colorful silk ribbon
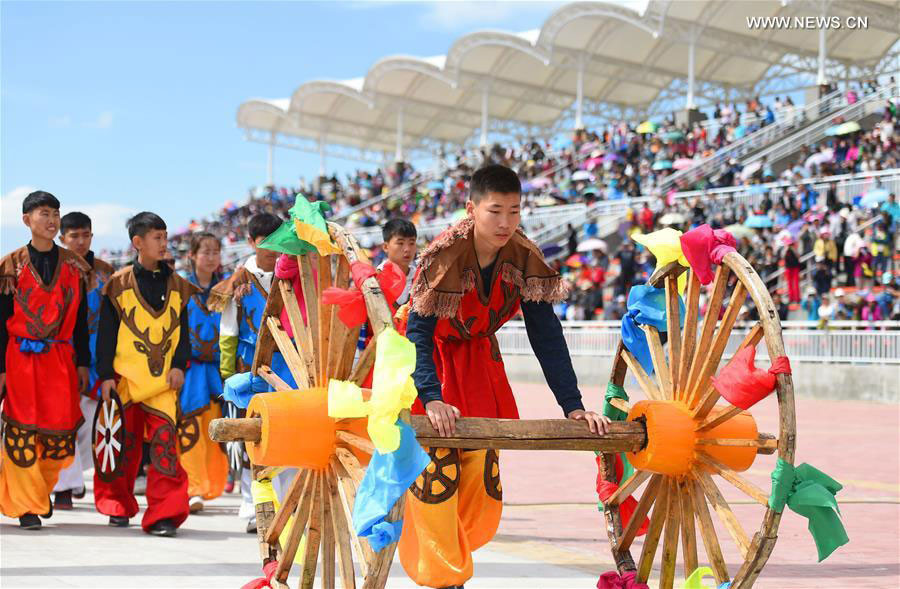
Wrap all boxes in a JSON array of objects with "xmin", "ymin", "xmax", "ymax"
[
  {"xmin": 322, "ymin": 261, "xmax": 405, "ymax": 329},
  {"xmin": 633, "ymin": 228, "xmax": 689, "ymax": 292},
  {"xmin": 327, "ymin": 327, "xmax": 418, "ymax": 453},
  {"xmin": 679, "ymin": 224, "xmax": 737, "ymax": 285},
  {"xmin": 621, "ymin": 284, "xmax": 684, "ymax": 375},
  {"xmin": 597, "ymin": 570, "xmax": 649, "ymax": 589},
  {"xmin": 711, "ymin": 347, "xmax": 791, "ymax": 410},
  {"xmin": 769, "ymin": 459, "xmax": 849, "ymax": 561}
]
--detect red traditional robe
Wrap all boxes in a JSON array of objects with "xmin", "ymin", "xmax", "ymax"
[
  {"xmin": 0, "ymin": 247, "xmax": 87, "ymax": 435},
  {"xmin": 408, "ymin": 217, "xmax": 568, "ymax": 419}
]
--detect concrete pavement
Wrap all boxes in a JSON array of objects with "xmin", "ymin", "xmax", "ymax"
[{"xmin": 1, "ymin": 384, "xmax": 898, "ymax": 588}]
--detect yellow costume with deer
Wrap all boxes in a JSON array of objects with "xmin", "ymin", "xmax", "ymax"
[{"xmin": 94, "ymin": 263, "xmax": 197, "ymax": 531}]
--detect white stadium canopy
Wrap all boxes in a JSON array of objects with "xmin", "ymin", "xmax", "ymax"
[{"xmin": 238, "ymin": 0, "xmax": 899, "ymax": 174}]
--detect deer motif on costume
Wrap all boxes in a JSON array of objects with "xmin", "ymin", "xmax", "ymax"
[
  {"xmin": 189, "ymin": 322, "xmax": 219, "ymax": 363},
  {"xmin": 15, "ymin": 286, "xmax": 74, "ymax": 340},
  {"xmin": 120, "ymin": 306, "xmax": 180, "ymax": 376}
]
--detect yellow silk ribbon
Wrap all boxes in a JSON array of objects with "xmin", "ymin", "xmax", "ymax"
[
  {"xmin": 327, "ymin": 327, "xmax": 417, "ymax": 453},
  {"xmin": 633, "ymin": 228, "xmax": 689, "ymax": 293}
]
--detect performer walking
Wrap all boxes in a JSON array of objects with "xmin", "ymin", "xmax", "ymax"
[
  {"xmin": 0, "ymin": 191, "xmax": 91, "ymax": 530},
  {"xmin": 95, "ymin": 212, "xmax": 197, "ymax": 536},
  {"xmin": 400, "ymin": 165, "xmax": 609, "ymax": 588},
  {"xmin": 178, "ymin": 232, "xmax": 229, "ymax": 513},
  {"xmin": 52, "ymin": 212, "xmax": 115, "ymax": 510},
  {"xmin": 210, "ymin": 212, "xmax": 296, "ymax": 533}
]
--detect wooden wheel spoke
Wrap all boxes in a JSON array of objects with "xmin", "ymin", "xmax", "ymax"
[
  {"xmin": 692, "ymin": 323, "xmax": 764, "ymax": 420},
  {"xmin": 696, "ymin": 406, "xmax": 744, "ymax": 432},
  {"xmin": 326, "ymin": 470, "xmax": 357, "ymax": 589},
  {"xmin": 266, "ymin": 470, "xmax": 310, "ymax": 545},
  {"xmin": 690, "ymin": 477, "xmax": 730, "ymax": 584},
  {"xmin": 350, "ymin": 338, "xmax": 377, "ymax": 387},
  {"xmin": 326, "ymin": 257, "xmax": 352, "ymax": 381},
  {"xmin": 336, "ymin": 430, "xmax": 375, "ymax": 455},
  {"xmin": 278, "ymin": 281, "xmax": 316, "ymax": 388},
  {"xmin": 608, "ymin": 397, "xmax": 631, "ymax": 415},
  {"xmin": 694, "ymin": 469, "xmax": 751, "ymax": 558},
  {"xmin": 258, "ymin": 365, "xmax": 291, "ymax": 391},
  {"xmin": 276, "ymin": 470, "xmax": 320, "ymax": 583},
  {"xmin": 642, "ymin": 326, "xmax": 673, "ymax": 399},
  {"xmin": 267, "ymin": 316, "xmax": 312, "ymax": 390},
  {"xmin": 696, "ymin": 452, "xmax": 770, "ymax": 507},
  {"xmin": 660, "ymin": 478, "xmax": 682, "ymax": 589},
  {"xmin": 606, "ymin": 469, "xmax": 651, "ymax": 507},
  {"xmin": 697, "ymin": 435, "xmax": 779, "ymax": 454},
  {"xmin": 687, "ymin": 281, "xmax": 746, "ymax": 407},
  {"xmin": 684, "ymin": 266, "xmax": 730, "ymax": 401},
  {"xmin": 318, "ymin": 254, "xmax": 334, "ymax": 385},
  {"xmin": 321, "ymin": 474, "xmax": 337, "ymax": 589},
  {"xmin": 665, "ymin": 275, "xmax": 682, "ymax": 397},
  {"xmin": 617, "ymin": 474, "xmax": 663, "ymax": 552},
  {"xmin": 637, "ymin": 475, "xmax": 670, "ymax": 583},
  {"xmin": 621, "ymin": 349, "xmax": 663, "ymax": 401},
  {"xmin": 298, "ymin": 255, "xmax": 321, "ymax": 385},
  {"xmin": 678, "ymin": 478, "xmax": 699, "ymax": 578},
  {"xmin": 678, "ymin": 271, "xmax": 701, "ymax": 401},
  {"xmin": 330, "ymin": 459, "xmax": 374, "ymax": 576},
  {"xmin": 299, "ymin": 472, "xmax": 325, "ymax": 589}
]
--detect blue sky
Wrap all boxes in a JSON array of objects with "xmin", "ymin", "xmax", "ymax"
[{"xmin": 1, "ymin": 0, "xmax": 576, "ymax": 252}]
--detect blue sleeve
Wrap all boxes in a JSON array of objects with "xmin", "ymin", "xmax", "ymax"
[
  {"xmin": 521, "ymin": 300, "xmax": 585, "ymax": 416},
  {"xmin": 405, "ymin": 310, "xmax": 443, "ymax": 406}
]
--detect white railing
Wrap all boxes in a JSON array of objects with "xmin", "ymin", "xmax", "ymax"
[
  {"xmin": 496, "ymin": 321, "xmax": 900, "ymax": 364},
  {"xmin": 742, "ymin": 85, "xmax": 894, "ymax": 172},
  {"xmin": 660, "ymin": 88, "xmax": 846, "ymax": 190}
]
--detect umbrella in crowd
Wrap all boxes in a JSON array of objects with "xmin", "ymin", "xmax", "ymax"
[
  {"xmin": 774, "ymin": 229, "xmax": 795, "ymax": 247},
  {"xmin": 576, "ymin": 238, "xmax": 608, "ymax": 253},
  {"xmin": 673, "ymin": 158, "xmax": 695, "ymax": 170},
  {"xmin": 636, "ymin": 120, "xmax": 657, "ymax": 134},
  {"xmin": 725, "ymin": 224, "xmax": 755, "ymax": 239},
  {"xmin": 530, "ymin": 176, "xmax": 553, "ymax": 188},
  {"xmin": 585, "ymin": 156, "xmax": 605, "ymax": 171},
  {"xmin": 786, "ymin": 218, "xmax": 807, "ymax": 236},
  {"xmin": 572, "ymin": 170, "xmax": 593, "ymax": 181},
  {"xmin": 659, "ymin": 212, "xmax": 686, "ymax": 226},
  {"xmin": 661, "ymin": 130, "xmax": 684, "ymax": 142},
  {"xmin": 740, "ymin": 160, "xmax": 762, "ymax": 180},
  {"xmin": 582, "ymin": 184, "xmax": 601, "ymax": 195},
  {"xmin": 744, "ymin": 214, "xmax": 774, "ymax": 229},
  {"xmin": 805, "ymin": 149, "xmax": 834, "ymax": 169},
  {"xmin": 603, "ymin": 153, "xmax": 622, "ymax": 164},
  {"xmin": 651, "ymin": 160, "xmax": 673, "ymax": 171},
  {"xmin": 860, "ymin": 188, "xmax": 889, "ymax": 208},
  {"xmin": 542, "ymin": 244, "xmax": 563, "ymax": 258},
  {"xmin": 565, "ymin": 254, "xmax": 587, "ymax": 268},
  {"xmin": 835, "ymin": 121, "xmax": 861, "ymax": 135}
]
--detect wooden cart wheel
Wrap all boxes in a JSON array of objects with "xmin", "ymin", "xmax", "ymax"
[
  {"xmin": 599, "ymin": 253, "xmax": 796, "ymax": 589},
  {"xmin": 246, "ymin": 222, "xmax": 397, "ymax": 589}
]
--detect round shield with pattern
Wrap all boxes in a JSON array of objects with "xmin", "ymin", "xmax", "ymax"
[{"xmin": 92, "ymin": 390, "xmax": 126, "ymax": 483}]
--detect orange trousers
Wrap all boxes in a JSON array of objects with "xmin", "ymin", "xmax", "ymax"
[
  {"xmin": 179, "ymin": 404, "xmax": 228, "ymax": 500},
  {"xmin": 399, "ymin": 448, "xmax": 503, "ymax": 588},
  {"xmin": 0, "ymin": 425, "xmax": 74, "ymax": 518}
]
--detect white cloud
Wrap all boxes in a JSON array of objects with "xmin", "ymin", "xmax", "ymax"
[
  {"xmin": 1, "ymin": 186, "xmax": 37, "ymax": 226},
  {"xmin": 85, "ymin": 111, "xmax": 115, "ymax": 129},
  {"xmin": 64, "ymin": 203, "xmax": 137, "ymax": 237}
]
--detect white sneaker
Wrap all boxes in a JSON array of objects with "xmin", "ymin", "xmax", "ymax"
[{"xmin": 189, "ymin": 496, "xmax": 204, "ymax": 513}]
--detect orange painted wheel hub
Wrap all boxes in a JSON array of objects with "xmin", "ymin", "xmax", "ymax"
[{"xmin": 626, "ymin": 400, "xmax": 758, "ymax": 476}]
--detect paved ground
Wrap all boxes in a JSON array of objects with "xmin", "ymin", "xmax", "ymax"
[{"xmin": 2, "ymin": 382, "xmax": 898, "ymax": 589}]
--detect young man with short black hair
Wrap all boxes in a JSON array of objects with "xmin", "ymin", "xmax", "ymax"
[
  {"xmin": 52, "ymin": 211, "xmax": 115, "ymax": 509},
  {"xmin": 400, "ymin": 164, "xmax": 607, "ymax": 588},
  {"xmin": 95, "ymin": 211, "xmax": 197, "ymax": 537},
  {"xmin": 0, "ymin": 191, "xmax": 91, "ymax": 529}
]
